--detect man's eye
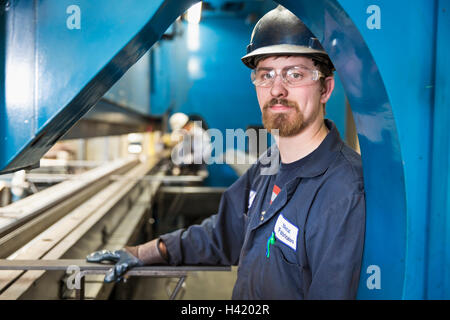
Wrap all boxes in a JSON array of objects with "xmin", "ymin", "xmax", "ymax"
[
  {"xmin": 288, "ymin": 72, "xmax": 304, "ymax": 79},
  {"xmin": 259, "ymin": 72, "xmax": 273, "ymax": 80}
]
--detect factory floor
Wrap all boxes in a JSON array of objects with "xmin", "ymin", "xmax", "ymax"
[{"xmin": 121, "ymin": 267, "xmax": 238, "ymax": 300}]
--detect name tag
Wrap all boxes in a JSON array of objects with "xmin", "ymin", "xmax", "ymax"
[
  {"xmin": 248, "ymin": 190, "xmax": 256, "ymax": 209},
  {"xmin": 274, "ymin": 214, "xmax": 298, "ymax": 251}
]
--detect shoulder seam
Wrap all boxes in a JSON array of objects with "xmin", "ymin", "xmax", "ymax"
[{"xmin": 335, "ymin": 145, "xmax": 362, "ymax": 182}]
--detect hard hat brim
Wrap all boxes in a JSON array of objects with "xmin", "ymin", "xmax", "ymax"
[{"xmin": 241, "ymin": 44, "xmax": 327, "ymax": 69}]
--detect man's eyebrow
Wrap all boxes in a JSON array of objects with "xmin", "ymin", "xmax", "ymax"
[
  {"xmin": 284, "ymin": 64, "xmax": 310, "ymax": 69},
  {"xmin": 255, "ymin": 67, "xmax": 273, "ymax": 71}
]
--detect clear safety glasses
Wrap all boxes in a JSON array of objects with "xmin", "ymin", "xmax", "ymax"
[{"xmin": 251, "ymin": 65, "xmax": 324, "ymax": 88}]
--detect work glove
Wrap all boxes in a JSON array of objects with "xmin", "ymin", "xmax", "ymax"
[{"xmin": 86, "ymin": 238, "xmax": 168, "ymax": 283}]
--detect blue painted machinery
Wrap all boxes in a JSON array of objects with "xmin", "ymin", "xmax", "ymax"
[
  {"xmin": 0, "ymin": 0, "xmax": 196, "ymax": 173},
  {"xmin": 0, "ymin": 0, "xmax": 449, "ymax": 299}
]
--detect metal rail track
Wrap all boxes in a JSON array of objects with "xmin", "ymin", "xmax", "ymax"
[
  {"xmin": 0, "ymin": 260, "xmax": 231, "ymax": 300},
  {"xmin": 0, "ymin": 158, "xmax": 138, "ymax": 237},
  {"xmin": 0, "ymin": 260, "xmax": 231, "ymax": 273},
  {"xmin": 0, "ymin": 158, "xmax": 139, "ymax": 258},
  {"xmin": 0, "ymin": 152, "xmax": 171, "ymax": 299}
]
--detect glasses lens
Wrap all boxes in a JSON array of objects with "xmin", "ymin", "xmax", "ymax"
[
  {"xmin": 252, "ymin": 69, "xmax": 274, "ymax": 86},
  {"xmin": 285, "ymin": 67, "xmax": 307, "ymax": 85}
]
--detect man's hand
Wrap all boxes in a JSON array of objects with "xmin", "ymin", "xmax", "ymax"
[
  {"xmin": 86, "ymin": 239, "xmax": 168, "ymax": 283},
  {"xmin": 86, "ymin": 248, "xmax": 144, "ymax": 283}
]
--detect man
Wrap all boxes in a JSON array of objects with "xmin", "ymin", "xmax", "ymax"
[
  {"xmin": 169, "ymin": 112, "xmax": 211, "ymax": 176},
  {"xmin": 87, "ymin": 5, "xmax": 365, "ymax": 299}
]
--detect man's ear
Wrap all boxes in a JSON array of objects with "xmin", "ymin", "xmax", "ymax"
[{"xmin": 320, "ymin": 76, "xmax": 335, "ymax": 104}]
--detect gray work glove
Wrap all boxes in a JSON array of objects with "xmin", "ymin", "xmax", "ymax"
[{"xmin": 86, "ymin": 238, "xmax": 167, "ymax": 283}]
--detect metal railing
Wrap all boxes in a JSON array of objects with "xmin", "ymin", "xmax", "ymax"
[{"xmin": 0, "ymin": 259, "xmax": 231, "ymax": 300}]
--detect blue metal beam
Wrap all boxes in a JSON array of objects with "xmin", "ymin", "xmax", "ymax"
[{"xmin": 0, "ymin": 0, "xmax": 197, "ymax": 173}]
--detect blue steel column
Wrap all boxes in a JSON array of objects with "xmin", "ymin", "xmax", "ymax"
[
  {"xmin": 341, "ymin": 1, "xmax": 436, "ymax": 299},
  {"xmin": 281, "ymin": 0, "xmax": 444, "ymax": 299},
  {"xmin": 1, "ymin": 1, "xmax": 37, "ymax": 173},
  {"xmin": 328, "ymin": 0, "xmax": 436, "ymax": 299},
  {"xmin": 0, "ymin": 4, "xmax": 6, "ymax": 165},
  {"xmin": 427, "ymin": 0, "xmax": 450, "ymax": 299},
  {"xmin": 279, "ymin": 0, "xmax": 410, "ymax": 299}
]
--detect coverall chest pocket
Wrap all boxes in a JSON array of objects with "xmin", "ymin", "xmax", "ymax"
[
  {"xmin": 259, "ymin": 242, "xmax": 303, "ymax": 299},
  {"xmin": 270, "ymin": 241, "xmax": 299, "ymax": 265}
]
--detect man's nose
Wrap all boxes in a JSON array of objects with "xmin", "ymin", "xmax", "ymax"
[{"xmin": 270, "ymin": 75, "xmax": 288, "ymax": 98}]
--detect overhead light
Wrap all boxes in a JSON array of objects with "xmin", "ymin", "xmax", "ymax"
[
  {"xmin": 128, "ymin": 144, "xmax": 142, "ymax": 154},
  {"xmin": 186, "ymin": 2, "xmax": 202, "ymax": 24},
  {"xmin": 188, "ymin": 57, "xmax": 200, "ymax": 77},
  {"xmin": 187, "ymin": 23, "xmax": 200, "ymax": 51}
]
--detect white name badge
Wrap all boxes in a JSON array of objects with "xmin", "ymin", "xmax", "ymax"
[{"xmin": 274, "ymin": 214, "xmax": 298, "ymax": 251}]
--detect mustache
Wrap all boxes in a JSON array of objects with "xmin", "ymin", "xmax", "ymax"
[{"xmin": 263, "ymin": 98, "xmax": 299, "ymax": 110}]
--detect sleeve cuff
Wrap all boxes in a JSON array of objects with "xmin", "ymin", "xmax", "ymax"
[{"xmin": 159, "ymin": 229, "xmax": 185, "ymax": 265}]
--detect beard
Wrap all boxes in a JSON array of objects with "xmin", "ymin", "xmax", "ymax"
[{"xmin": 262, "ymin": 98, "xmax": 309, "ymax": 137}]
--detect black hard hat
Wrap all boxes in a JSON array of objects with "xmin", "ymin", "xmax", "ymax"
[{"xmin": 241, "ymin": 5, "xmax": 335, "ymax": 71}]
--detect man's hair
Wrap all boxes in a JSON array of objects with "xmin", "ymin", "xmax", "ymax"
[
  {"xmin": 312, "ymin": 59, "xmax": 334, "ymax": 116},
  {"xmin": 312, "ymin": 59, "xmax": 333, "ymax": 89}
]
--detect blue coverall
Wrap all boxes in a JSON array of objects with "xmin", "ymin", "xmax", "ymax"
[{"xmin": 160, "ymin": 119, "xmax": 366, "ymax": 299}]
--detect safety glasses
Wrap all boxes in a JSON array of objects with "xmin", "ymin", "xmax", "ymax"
[{"xmin": 251, "ymin": 65, "xmax": 323, "ymax": 87}]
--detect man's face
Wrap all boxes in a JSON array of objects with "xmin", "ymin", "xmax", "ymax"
[{"xmin": 255, "ymin": 56, "xmax": 329, "ymax": 137}]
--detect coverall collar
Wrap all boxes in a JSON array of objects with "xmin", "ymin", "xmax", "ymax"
[
  {"xmin": 291, "ymin": 118, "xmax": 343, "ymax": 178},
  {"xmin": 262, "ymin": 118, "xmax": 343, "ymax": 180}
]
